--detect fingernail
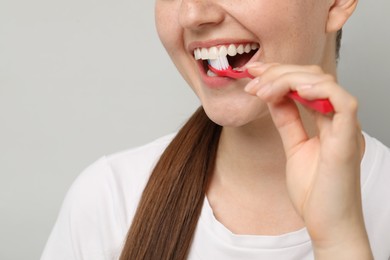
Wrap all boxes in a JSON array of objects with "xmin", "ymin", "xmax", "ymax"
[
  {"xmin": 244, "ymin": 78, "xmax": 260, "ymax": 92},
  {"xmin": 256, "ymin": 84, "xmax": 271, "ymax": 97},
  {"xmin": 297, "ymin": 84, "xmax": 313, "ymax": 91},
  {"xmin": 245, "ymin": 62, "xmax": 263, "ymax": 69}
]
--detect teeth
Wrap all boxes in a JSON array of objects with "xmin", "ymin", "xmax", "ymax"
[
  {"xmin": 227, "ymin": 44, "xmax": 237, "ymax": 56},
  {"xmin": 208, "ymin": 47, "xmax": 218, "ymax": 59},
  {"xmin": 201, "ymin": 48, "xmax": 209, "ymax": 60},
  {"xmin": 236, "ymin": 45, "xmax": 244, "ymax": 55},
  {"xmin": 194, "ymin": 49, "xmax": 201, "ymax": 60},
  {"xmin": 244, "ymin": 44, "xmax": 251, "ymax": 53},
  {"xmin": 219, "ymin": 46, "xmax": 228, "ymax": 57},
  {"xmin": 194, "ymin": 43, "xmax": 259, "ymax": 61},
  {"xmin": 207, "ymin": 69, "xmax": 218, "ymax": 77}
]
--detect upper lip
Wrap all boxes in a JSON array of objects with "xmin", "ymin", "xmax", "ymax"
[{"xmin": 187, "ymin": 39, "xmax": 259, "ymax": 53}]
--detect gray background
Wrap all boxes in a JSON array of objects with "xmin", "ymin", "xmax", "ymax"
[{"xmin": 0, "ymin": 0, "xmax": 389, "ymax": 259}]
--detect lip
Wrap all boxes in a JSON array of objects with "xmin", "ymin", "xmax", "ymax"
[
  {"xmin": 197, "ymin": 61, "xmax": 235, "ymax": 88},
  {"xmin": 189, "ymin": 39, "xmax": 261, "ymax": 89}
]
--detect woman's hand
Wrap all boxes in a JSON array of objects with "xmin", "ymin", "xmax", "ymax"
[{"xmin": 245, "ymin": 62, "xmax": 373, "ymax": 259}]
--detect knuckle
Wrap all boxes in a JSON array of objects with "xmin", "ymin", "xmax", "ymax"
[
  {"xmin": 307, "ymin": 65, "xmax": 323, "ymax": 73},
  {"xmin": 265, "ymin": 63, "xmax": 280, "ymax": 73},
  {"xmin": 323, "ymin": 74, "xmax": 335, "ymax": 82},
  {"xmin": 347, "ymin": 96, "xmax": 359, "ymax": 113}
]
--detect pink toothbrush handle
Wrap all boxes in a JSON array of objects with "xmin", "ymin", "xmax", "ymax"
[
  {"xmin": 288, "ymin": 91, "xmax": 334, "ymax": 114},
  {"xmin": 208, "ymin": 65, "xmax": 334, "ymax": 114}
]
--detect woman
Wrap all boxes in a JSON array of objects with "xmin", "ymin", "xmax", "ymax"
[{"xmin": 41, "ymin": 0, "xmax": 390, "ymax": 259}]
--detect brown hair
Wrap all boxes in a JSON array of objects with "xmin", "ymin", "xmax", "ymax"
[
  {"xmin": 119, "ymin": 107, "xmax": 221, "ymax": 259},
  {"xmin": 336, "ymin": 29, "xmax": 343, "ymax": 60}
]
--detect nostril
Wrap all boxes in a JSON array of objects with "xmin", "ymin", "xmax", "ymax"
[{"xmin": 179, "ymin": 1, "xmax": 224, "ymax": 29}]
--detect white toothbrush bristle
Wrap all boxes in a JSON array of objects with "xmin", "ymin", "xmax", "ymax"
[
  {"xmin": 208, "ymin": 56, "xmax": 229, "ymax": 70},
  {"xmin": 220, "ymin": 56, "xmax": 229, "ymax": 70}
]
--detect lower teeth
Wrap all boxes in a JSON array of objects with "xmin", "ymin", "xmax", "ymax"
[{"xmin": 207, "ymin": 70, "xmax": 218, "ymax": 77}]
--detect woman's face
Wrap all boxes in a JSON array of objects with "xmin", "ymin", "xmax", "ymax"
[{"xmin": 155, "ymin": 0, "xmax": 333, "ymax": 127}]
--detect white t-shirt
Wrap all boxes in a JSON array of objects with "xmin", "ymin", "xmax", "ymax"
[{"xmin": 41, "ymin": 133, "xmax": 390, "ymax": 260}]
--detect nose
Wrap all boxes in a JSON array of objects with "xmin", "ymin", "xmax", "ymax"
[{"xmin": 179, "ymin": 0, "xmax": 225, "ymax": 30}]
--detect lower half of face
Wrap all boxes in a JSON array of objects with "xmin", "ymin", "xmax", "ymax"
[
  {"xmin": 194, "ymin": 77, "xmax": 270, "ymax": 127},
  {"xmin": 155, "ymin": 0, "xmax": 331, "ymax": 127},
  {"xmin": 169, "ymin": 49, "xmax": 273, "ymax": 127}
]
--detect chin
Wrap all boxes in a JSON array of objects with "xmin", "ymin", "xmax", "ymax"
[{"xmin": 202, "ymin": 102, "xmax": 268, "ymax": 128}]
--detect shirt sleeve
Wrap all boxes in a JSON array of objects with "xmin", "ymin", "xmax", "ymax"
[
  {"xmin": 361, "ymin": 134, "xmax": 390, "ymax": 259},
  {"xmin": 40, "ymin": 157, "xmax": 124, "ymax": 260}
]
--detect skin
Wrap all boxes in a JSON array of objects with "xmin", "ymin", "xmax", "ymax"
[{"xmin": 155, "ymin": 0, "xmax": 373, "ymax": 258}]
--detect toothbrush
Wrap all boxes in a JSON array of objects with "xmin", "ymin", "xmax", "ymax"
[
  {"xmin": 208, "ymin": 56, "xmax": 253, "ymax": 79},
  {"xmin": 208, "ymin": 57, "xmax": 334, "ymax": 114}
]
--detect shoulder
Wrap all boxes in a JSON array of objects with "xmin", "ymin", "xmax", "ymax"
[
  {"xmin": 360, "ymin": 132, "xmax": 390, "ymax": 259},
  {"xmin": 105, "ymin": 132, "xmax": 176, "ymax": 185},
  {"xmin": 361, "ymin": 132, "xmax": 390, "ymax": 189},
  {"xmin": 68, "ymin": 133, "xmax": 176, "ymax": 226},
  {"xmin": 68, "ymin": 133, "xmax": 175, "ymax": 198},
  {"xmin": 73, "ymin": 133, "xmax": 176, "ymax": 192},
  {"xmin": 41, "ymin": 133, "xmax": 176, "ymax": 260}
]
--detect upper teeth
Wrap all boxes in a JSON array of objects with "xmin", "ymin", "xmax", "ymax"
[{"xmin": 194, "ymin": 43, "xmax": 259, "ymax": 61}]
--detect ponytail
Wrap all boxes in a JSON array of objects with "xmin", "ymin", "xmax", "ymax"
[{"xmin": 120, "ymin": 107, "xmax": 222, "ymax": 259}]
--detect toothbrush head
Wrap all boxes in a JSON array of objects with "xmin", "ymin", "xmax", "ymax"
[
  {"xmin": 207, "ymin": 55, "xmax": 254, "ymax": 79},
  {"xmin": 208, "ymin": 56, "xmax": 230, "ymax": 70},
  {"xmin": 208, "ymin": 64, "xmax": 254, "ymax": 79}
]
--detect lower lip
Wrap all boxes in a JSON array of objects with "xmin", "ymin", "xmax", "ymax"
[{"xmin": 196, "ymin": 62, "xmax": 234, "ymax": 89}]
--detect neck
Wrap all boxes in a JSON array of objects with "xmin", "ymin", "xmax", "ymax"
[
  {"xmin": 213, "ymin": 107, "xmax": 317, "ymax": 190},
  {"xmin": 207, "ymin": 112, "xmax": 309, "ymax": 235}
]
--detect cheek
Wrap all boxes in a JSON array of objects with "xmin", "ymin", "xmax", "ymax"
[
  {"xmin": 155, "ymin": 1, "xmax": 195, "ymax": 85},
  {"xmin": 155, "ymin": 1, "xmax": 181, "ymax": 56},
  {"xmin": 229, "ymin": 1, "xmax": 329, "ymax": 64}
]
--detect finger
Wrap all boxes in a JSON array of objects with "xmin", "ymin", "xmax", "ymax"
[
  {"xmin": 296, "ymin": 80, "xmax": 362, "ymax": 160},
  {"xmin": 255, "ymin": 72, "xmax": 331, "ymax": 103},
  {"xmin": 245, "ymin": 64, "xmax": 325, "ymax": 96},
  {"xmin": 300, "ymin": 81, "xmax": 360, "ymax": 134},
  {"xmin": 247, "ymin": 63, "xmax": 323, "ymax": 83},
  {"xmin": 296, "ymin": 80, "xmax": 358, "ymax": 117},
  {"xmin": 267, "ymin": 99, "xmax": 310, "ymax": 158},
  {"xmin": 245, "ymin": 62, "xmax": 280, "ymax": 77},
  {"xmin": 244, "ymin": 63, "xmax": 279, "ymax": 93}
]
